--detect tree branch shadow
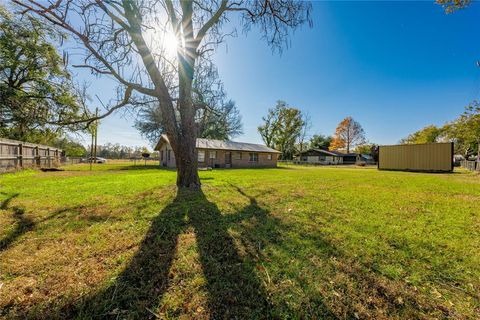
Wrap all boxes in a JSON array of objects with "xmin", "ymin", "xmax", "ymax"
[
  {"xmin": 0, "ymin": 192, "xmax": 19, "ymax": 210},
  {"xmin": 187, "ymin": 189, "xmax": 272, "ymax": 318},
  {"xmin": 0, "ymin": 193, "xmax": 34, "ymax": 252},
  {"xmin": 69, "ymin": 192, "xmax": 188, "ymax": 319},
  {"xmin": 226, "ymin": 185, "xmax": 337, "ymax": 318},
  {"xmin": 0, "ymin": 197, "xmax": 123, "ymax": 254}
]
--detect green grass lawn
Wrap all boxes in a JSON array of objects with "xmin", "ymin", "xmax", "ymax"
[{"xmin": 1, "ymin": 164, "xmax": 479, "ymax": 319}]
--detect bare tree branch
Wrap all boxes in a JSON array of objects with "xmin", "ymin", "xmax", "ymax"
[
  {"xmin": 195, "ymin": 0, "xmax": 228, "ymax": 46},
  {"xmin": 50, "ymin": 85, "xmax": 133, "ymax": 127}
]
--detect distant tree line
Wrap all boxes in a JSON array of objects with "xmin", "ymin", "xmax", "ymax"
[{"xmin": 95, "ymin": 143, "xmax": 156, "ymax": 159}]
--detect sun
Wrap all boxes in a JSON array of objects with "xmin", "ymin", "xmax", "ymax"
[
  {"xmin": 143, "ymin": 27, "xmax": 179, "ymax": 58},
  {"xmin": 163, "ymin": 31, "xmax": 179, "ymax": 56}
]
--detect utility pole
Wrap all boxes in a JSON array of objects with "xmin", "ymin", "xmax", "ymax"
[
  {"xmin": 90, "ymin": 126, "xmax": 94, "ymax": 171},
  {"xmin": 89, "ymin": 107, "xmax": 99, "ymax": 171},
  {"xmin": 94, "ymin": 107, "xmax": 98, "ymax": 162}
]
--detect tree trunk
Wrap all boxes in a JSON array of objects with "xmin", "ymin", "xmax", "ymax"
[
  {"xmin": 346, "ymin": 129, "xmax": 350, "ymax": 153},
  {"xmin": 171, "ymin": 133, "xmax": 201, "ymax": 190},
  {"xmin": 176, "ymin": 152, "xmax": 201, "ymax": 189},
  {"xmin": 166, "ymin": 1, "xmax": 200, "ymax": 190}
]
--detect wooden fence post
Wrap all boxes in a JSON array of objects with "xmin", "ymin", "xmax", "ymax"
[
  {"xmin": 35, "ymin": 146, "xmax": 40, "ymax": 167},
  {"xmin": 13, "ymin": 144, "xmax": 17, "ymax": 167},
  {"xmin": 47, "ymin": 148, "xmax": 51, "ymax": 168},
  {"xmin": 18, "ymin": 143, "xmax": 23, "ymax": 168}
]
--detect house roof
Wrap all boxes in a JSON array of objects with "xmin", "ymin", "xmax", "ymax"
[
  {"xmin": 155, "ymin": 134, "xmax": 280, "ymax": 153},
  {"xmin": 329, "ymin": 150, "xmax": 358, "ymax": 157},
  {"xmin": 297, "ymin": 148, "xmax": 342, "ymax": 157},
  {"xmin": 298, "ymin": 149, "xmax": 361, "ymax": 158}
]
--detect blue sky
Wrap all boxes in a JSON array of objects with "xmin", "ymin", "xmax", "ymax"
[{"xmin": 78, "ymin": 1, "xmax": 480, "ymax": 148}]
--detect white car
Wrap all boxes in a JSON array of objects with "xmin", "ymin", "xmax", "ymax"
[{"xmin": 81, "ymin": 157, "xmax": 107, "ymax": 163}]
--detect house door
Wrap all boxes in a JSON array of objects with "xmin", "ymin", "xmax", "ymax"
[{"xmin": 225, "ymin": 152, "xmax": 232, "ymax": 167}]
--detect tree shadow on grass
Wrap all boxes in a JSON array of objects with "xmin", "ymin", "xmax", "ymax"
[
  {"xmin": 69, "ymin": 193, "xmax": 187, "ymax": 319},
  {"xmin": 188, "ymin": 190, "xmax": 272, "ymax": 318},
  {"xmin": 0, "ymin": 209, "xmax": 33, "ymax": 252},
  {"xmin": 66, "ymin": 188, "xmax": 274, "ymax": 319},
  {"xmin": 0, "ymin": 192, "xmax": 34, "ymax": 252},
  {"xmin": 0, "ymin": 192, "xmax": 19, "ymax": 210},
  {"xmin": 227, "ymin": 185, "xmax": 337, "ymax": 319},
  {"xmin": 0, "ymin": 197, "xmax": 122, "ymax": 253}
]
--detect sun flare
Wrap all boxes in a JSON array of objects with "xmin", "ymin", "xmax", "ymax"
[
  {"xmin": 163, "ymin": 31, "xmax": 178, "ymax": 56},
  {"xmin": 143, "ymin": 26, "xmax": 179, "ymax": 58}
]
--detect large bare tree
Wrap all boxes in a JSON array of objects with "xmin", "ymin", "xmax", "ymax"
[{"xmin": 13, "ymin": 0, "xmax": 312, "ymax": 189}]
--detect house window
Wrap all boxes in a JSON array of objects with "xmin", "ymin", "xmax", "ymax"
[
  {"xmin": 167, "ymin": 150, "xmax": 171, "ymax": 161},
  {"xmin": 267, "ymin": 154, "xmax": 272, "ymax": 160},
  {"xmin": 235, "ymin": 152, "xmax": 242, "ymax": 160},
  {"xmin": 249, "ymin": 153, "xmax": 258, "ymax": 162},
  {"xmin": 198, "ymin": 150, "xmax": 205, "ymax": 162},
  {"xmin": 209, "ymin": 151, "xmax": 216, "ymax": 159},
  {"xmin": 160, "ymin": 150, "xmax": 164, "ymax": 161}
]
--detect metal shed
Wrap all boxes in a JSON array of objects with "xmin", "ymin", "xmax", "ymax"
[{"xmin": 378, "ymin": 142, "xmax": 453, "ymax": 172}]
